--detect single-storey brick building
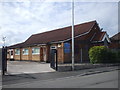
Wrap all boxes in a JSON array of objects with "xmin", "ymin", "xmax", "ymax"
[{"xmin": 7, "ymin": 20, "xmax": 111, "ymax": 64}]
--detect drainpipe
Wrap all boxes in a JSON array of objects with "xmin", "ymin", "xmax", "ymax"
[{"xmin": 20, "ymin": 48, "xmax": 22, "ymax": 61}]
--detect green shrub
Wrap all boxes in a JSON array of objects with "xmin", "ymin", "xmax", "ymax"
[
  {"xmin": 89, "ymin": 46, "xmax": 120, "ymax": 64},
  {"xmin": 106, "ymin": 50, "xmax": 116, "ymax": 63},
  {"xmin": 89, "ymin": 46, "xmax": 108, "ymax": 64},
  {"xmin": 116, "ymin": 51, "xmax": 120, "ymax": 63}
]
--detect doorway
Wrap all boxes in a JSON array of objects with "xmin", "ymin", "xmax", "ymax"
[
  {"xmin": 50, "ymin": 46, "xmax": 58, "ymax": 70},
  {"xmin": 40, "ymin": 47, "xmax": 47, "ymax": 62},
  {"xmin": 43, "ymin": 48, "xmax": 47, "ymax": 62},
  {"xmin": 40, "ymin": 47, "xmax": 43, "ymax": 62}
]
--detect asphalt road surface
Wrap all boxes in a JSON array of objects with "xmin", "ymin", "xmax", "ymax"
[{"xmin": 3, "ymin": 68, "xmax": 119, "ymax": 88}]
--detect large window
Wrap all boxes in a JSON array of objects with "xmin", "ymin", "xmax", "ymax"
[
  {"xmin": 15, "ymin": 49, "xmax": 20, "ymax": 55},
  {"xmin": 23, "ymin": 48, "xmax": 29, "ymax": 55},
  {"xmin": 32, "ymin": 47, "xmax": 40, "ymax": 54}
]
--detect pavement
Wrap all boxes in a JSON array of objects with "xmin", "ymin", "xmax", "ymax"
[{"xmin": 6, "ymin": 61, "xmax": 55, "ymax": 74}]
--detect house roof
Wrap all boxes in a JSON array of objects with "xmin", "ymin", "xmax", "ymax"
[
  {"xmin": 24, "ymin": 20, "xmax": 96, "ymax": 45},
  {"xmin": 92, "ymin": 32, "xmax": 106, "ymax": 41},
  {"xmin": 8, "ymin": 42, "xmax": 25, "ymax": 49},
  {"xmin": 109, "ymin": 32, "xmax": 120, "ymax": 49},
  {"xmin": 110, "ymin": 32, "xmax": 120, "ymax": 41},
  {"xmin": 8, "ymin": 20, "xmax": 99, "ymax": 49}
]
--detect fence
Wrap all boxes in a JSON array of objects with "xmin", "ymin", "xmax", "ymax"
[{"xmin": 1, "ymin": 46, "xmax": 7, "ymax": 75}]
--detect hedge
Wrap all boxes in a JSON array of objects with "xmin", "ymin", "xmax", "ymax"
[{"xmin": 89, "ymin": 46, "xmax": 119, "ymax": 64}]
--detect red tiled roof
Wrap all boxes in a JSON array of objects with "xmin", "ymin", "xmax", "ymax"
[
  {"xmin": 8, "ymin": 20, "xmax": 97, "ymax": 48},
  {"xmin": 8, "ymin": 42, "xmax": 25, "ymax": 49},
  {"xmin": 92, "ymin": 31, "xmax": 106, "ymax": 41},
  {"xmin": 109, "ymin": 32, "xmax": 120, "ymax": 49},
  {"xmin": 25, "ymin": 20, "xmax": 96, "ymax": 45},
  {"xmin": 110, "ymin": 32, "xmax": 120, "ymax": 41}
]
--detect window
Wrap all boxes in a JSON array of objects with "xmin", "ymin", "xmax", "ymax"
[
  {"xmin": 15, "ymin": 49, "xmax": 20, "ymax": 55},
  {"xmin": 23, "ymin": 48, "xmax": 29, "ymax": 55},
  {"xmin": 11, "ymin": 51, "xmax": 13, "ymax": 55},
  {"xmin": 32, "ymin": 48, "xmax": 40, "ymax": 54},
  {"xmin": 7, "ymin": 51, "xmax": 9, "ymax": 54}
]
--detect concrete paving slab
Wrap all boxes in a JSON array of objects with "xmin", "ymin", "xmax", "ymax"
[{"xmin": 7, "ymin": 61, "xmax": 55, "ymax": 74}]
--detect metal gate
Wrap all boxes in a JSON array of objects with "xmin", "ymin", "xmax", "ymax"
[
  {"xmin": 2, "ymin": 46, "xmax": 7, "ymax": 75},
  {"xmin": 50, "ymin": 49, "xmax": 58, "ymax": 70}
]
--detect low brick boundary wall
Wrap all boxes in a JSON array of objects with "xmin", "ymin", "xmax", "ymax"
[{"xmin": 57, "ymin": 63, "xmax": 120, "ymax": 72}]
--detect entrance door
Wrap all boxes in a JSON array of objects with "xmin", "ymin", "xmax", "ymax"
[
  {"xmin": 50, "ymin": 49, "xmax": 57, "ymax": 70},
  {"xmin": 40, "ymin": 47, "xmax": 43, "ymax": 61},
  {"xmin": 10, "ymin": 50, "xmax": 14, "ymax": 60},
  {"xmin": 43, "ymin": 48, "xmax": 47, "ymax": 62}
]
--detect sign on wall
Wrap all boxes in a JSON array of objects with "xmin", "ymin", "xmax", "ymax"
[{"xmin": 64, "ymin": 43, "xmax": 70, "ymax": 53}]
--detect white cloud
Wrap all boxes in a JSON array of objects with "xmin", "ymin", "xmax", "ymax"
[
  {"xmin": 74, "ymin": 2, "xmax": 118, "ymax": 36},
  {"xmin": 0, "ymin": 1, "xmax": 118, "ymax": 47},
  {"xmin": 1, "ymin": 0, "xmax": 119, "ymax": 2}
]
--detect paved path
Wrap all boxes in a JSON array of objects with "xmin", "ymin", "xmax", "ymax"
[{"xmin": 7, "ymin": 61, "xmax": 55, "ymax": 74}]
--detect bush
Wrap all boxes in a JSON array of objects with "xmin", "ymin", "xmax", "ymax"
[
  {"xmin": 89, "ymin": 46, "xmax": 108, "ymax": 64},
  {"xmin": 116, "ymin": 51, "xmax": 120, "ymax": 63},
  {"xmin": 89, "ymin": 46, "xmax": 119, "ymax": 64},
  {"xmin": 105, "ymin": 50, "xmax": 116, "ymax": 63}
]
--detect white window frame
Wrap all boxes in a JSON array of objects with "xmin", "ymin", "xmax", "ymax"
[
  {"xmin": 15, "ymin": 49, "xmax": 20, "ymax": 55},
  {"xmin": 23, "ymin": 48, "xmax": 29, "ymax": 55},
  {"xmin": 10, "ymin": 49, "xmax": 14, "ymax": 56},
  {"xmin": 32, "ymin": 47, "xmax": 40, "ymax": 55}
]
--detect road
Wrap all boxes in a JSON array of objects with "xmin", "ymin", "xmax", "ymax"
[{"xmin": 3, "ymin": 68, "xmax": 119, "ymax": 88}]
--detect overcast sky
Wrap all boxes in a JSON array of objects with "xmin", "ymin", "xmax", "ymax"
[{"xmin": 0, "ymin": 0, "xmax": 119, "ymax": 47}]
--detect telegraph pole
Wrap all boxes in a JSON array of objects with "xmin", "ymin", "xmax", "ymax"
[{"xmin": 72, "ymin": 0, "xmax": 74, "ymax": 71}]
